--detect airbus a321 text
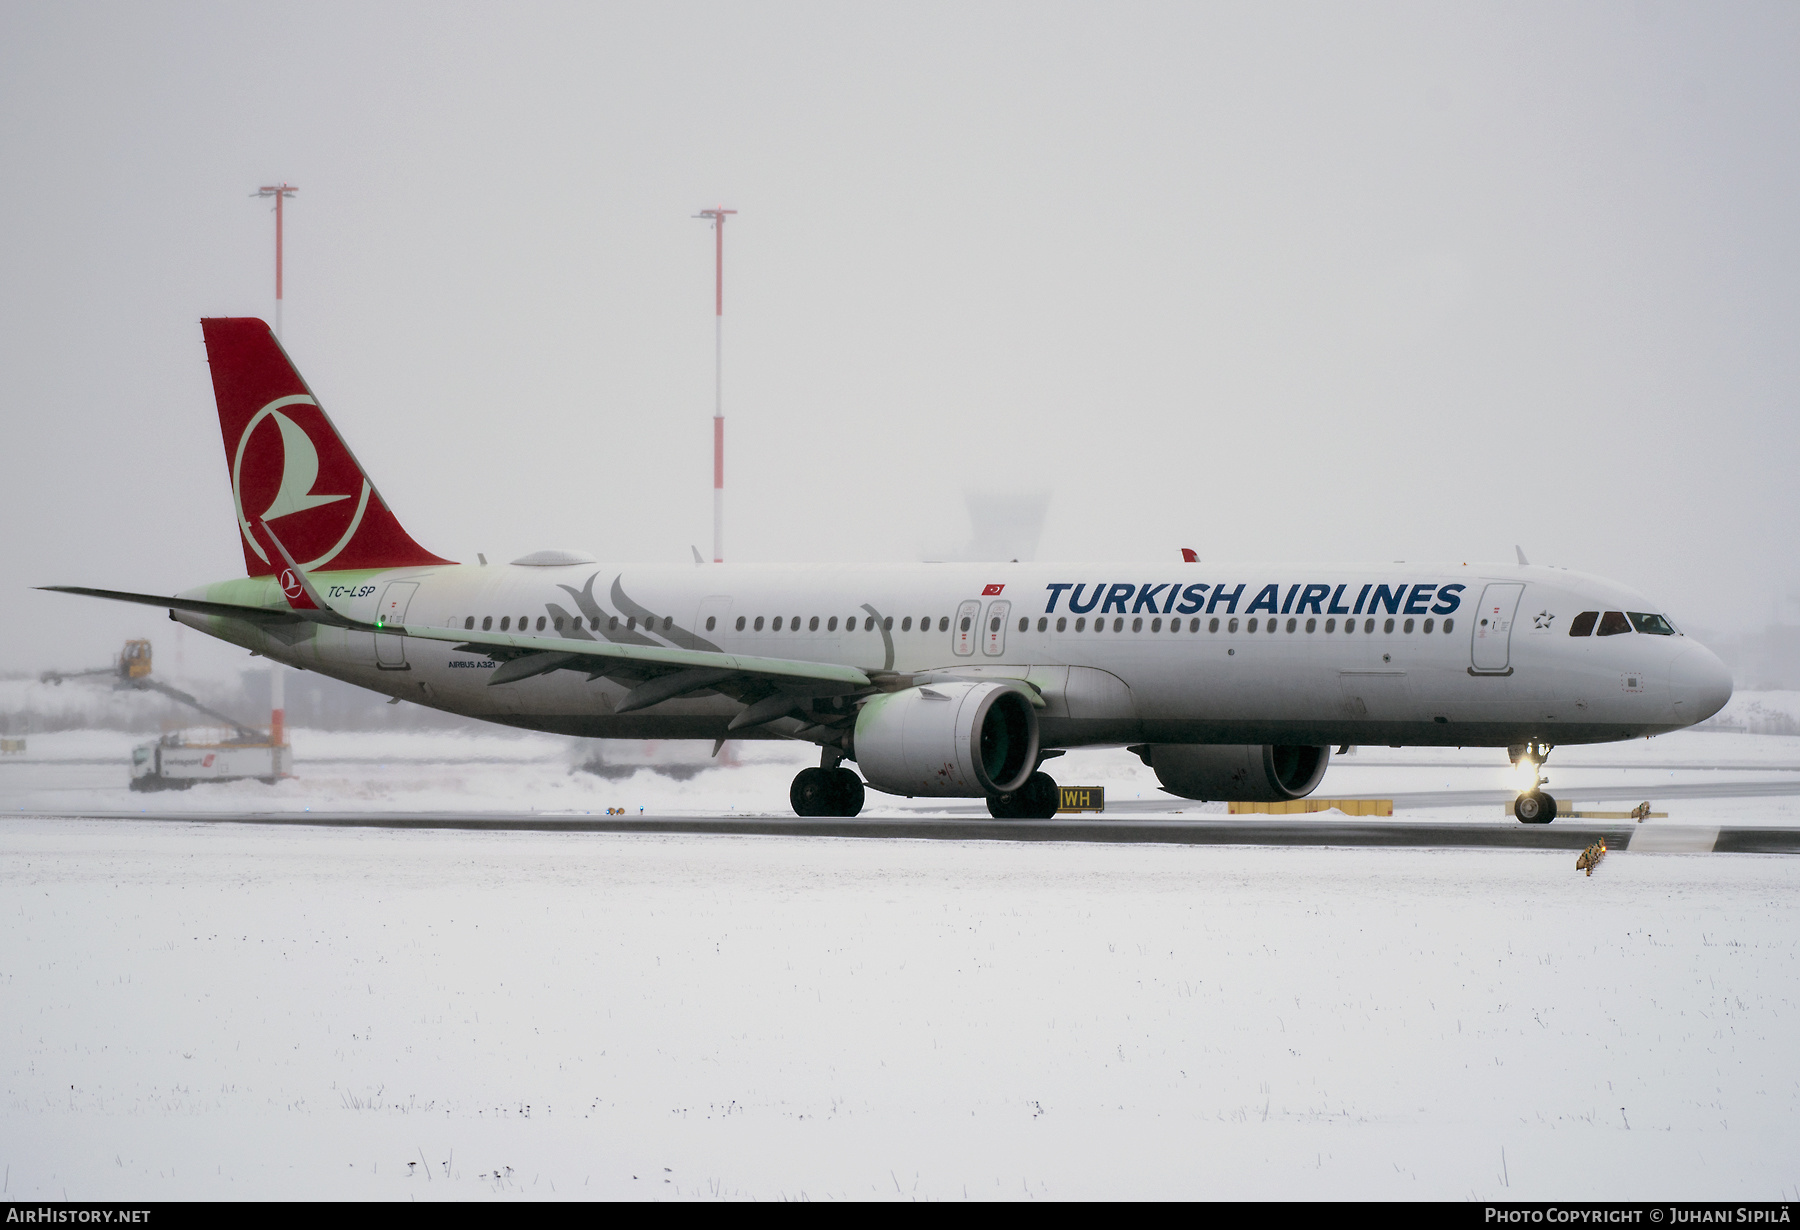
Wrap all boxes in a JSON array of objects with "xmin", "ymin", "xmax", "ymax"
[{"xmin": 46, "ymin": 319, "xmax": 1733, "ymax": 821}]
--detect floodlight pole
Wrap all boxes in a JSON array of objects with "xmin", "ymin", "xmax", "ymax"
[
  {"xmin": 694, "ymin": 206, "xmax": 735, "ymax": 563},
  {"xmin": 254, "ymin": 183, "xmax": 299, "ymax": 338}
]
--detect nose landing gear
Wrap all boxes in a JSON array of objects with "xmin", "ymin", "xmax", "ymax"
[{"xmin": 1509, "ymin": 741, "xmax": 1558, "ymax": 824}]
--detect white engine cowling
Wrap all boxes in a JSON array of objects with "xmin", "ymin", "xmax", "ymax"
[
  {"xmin": 853, "ymin": 681, "xmax": 1039, "ymax": 798},
  {"xmin": 1148, "ymin": 744, "xmax": 1331, "ymax": 802}
]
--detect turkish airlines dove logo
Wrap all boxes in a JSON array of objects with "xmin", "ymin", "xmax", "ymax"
[
  {"xmin": 231, "ymin": 395, "xmax": 370, "ymax": 570},
  {"xmin": 260, "ymin": 411, "xmax": 350, "ymax": 521}
]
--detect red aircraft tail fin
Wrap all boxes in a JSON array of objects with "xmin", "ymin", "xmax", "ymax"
[{"xmin": 201, "ymin": 317, "xmax": 451, "ymax": 578}]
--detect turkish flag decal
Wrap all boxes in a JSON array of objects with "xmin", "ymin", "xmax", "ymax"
[{"xmin": 982, "ymin": 583, "xmax": 1004, "ymax": 596}]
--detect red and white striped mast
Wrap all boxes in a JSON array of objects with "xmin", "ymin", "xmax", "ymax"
[
  {"xmin": 253, "ymin": 181, "xmax": 298, "ymax": 750},
  {"xmin": 254, "ymin": 182, "xmax": 299, "ymax": 339},
  {"xmin": 694, "ymin": 206, "xmax": 735, "ymax": 563}
]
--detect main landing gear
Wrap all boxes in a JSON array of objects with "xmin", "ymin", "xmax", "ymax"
[
  {"xmin": 790, "ymin": 752, "xmax": 866, "ymax": 818},
  {"xmin": 1510, "ymin": 741, "xmax": 1558, "ymax": 824},
  {"xmin": 986, "ymin": 771, "xmax": 1061, "ymax": 820}
]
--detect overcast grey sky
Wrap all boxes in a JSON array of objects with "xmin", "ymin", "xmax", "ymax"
[{"xmin": 2, "ymin": 2, "xmax": 1796, "ymax": 679}]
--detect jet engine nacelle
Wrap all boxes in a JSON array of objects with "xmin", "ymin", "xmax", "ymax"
[
  {"xmin": 853, "ymin": 681, "xmax": 1039, "ymax": 798},
  {"xmin": 1148, "ymin": 743, "xmax": 1331, "ymax": 802}
]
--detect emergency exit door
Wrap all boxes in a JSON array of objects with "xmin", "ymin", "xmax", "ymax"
[
  {"xmin": 982, "ymin": 600, "xmax": 1011, "ymax": 656},
  {"xmin": 953, "ymin": 599, "xmax": 981, "ymax": 656}
]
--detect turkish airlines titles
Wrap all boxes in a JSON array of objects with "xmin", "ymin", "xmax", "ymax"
[{"xmin": 1040, "ymin": 581, "xmax": 1468, "ymax": 618}]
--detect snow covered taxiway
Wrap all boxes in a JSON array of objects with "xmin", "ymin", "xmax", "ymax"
[{"xmin": 3, "ymin": 814, "xmax": 1798, "ymax": 1200}]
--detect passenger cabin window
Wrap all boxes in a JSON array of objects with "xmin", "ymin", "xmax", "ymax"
[
  {"xmin": 938, "ymin": 617, "xmax": 949, "ymax": 632},
  {"xmin": 500, "ymin": 616, "xmax": 510, "ymax": 631},
  {"xmin": 827, "ymin": 616, "xmax": 838, "ymax": 632},
  {"xmin": 1628, "ymin": 612, "xmax": 1677, "ymax": 636},
  {"xmin": 754, "ymin": 616, "xmax": 765, "ymax": 631},
  {"xmin": 1597, "ymin": 611, "xmax": 1632, "ymax": 636},
  {"xmin": 735, "ymin": 616, "xmax": 745, "ymax": 631},
  {"xmin": 901, "ymin": 617, "xmax": 913, "ymax": 631},
  {"xmin": 706, "ymin": 616, "xmax": 717, "ymax": 632},
  {"xmin": 1569, "ymin": 611, "xmax": 1599, "ymax": 636},
  {"xmin": 464, "ymin": 616, "xmax": 475, "ymax": 630}
]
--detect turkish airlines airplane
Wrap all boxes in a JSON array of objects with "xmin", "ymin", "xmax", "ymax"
[{"xmin": 48, "ymin": 319, "xmax": 1733, "ymax": 822}]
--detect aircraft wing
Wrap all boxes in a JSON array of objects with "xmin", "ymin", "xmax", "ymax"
[{"xmin": 38, "ymin": 585, "xmax": 875, "ymax": 701}]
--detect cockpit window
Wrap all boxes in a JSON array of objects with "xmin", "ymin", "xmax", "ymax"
[
  {"xmin": 1596, "ymin": 611, "xmax": 1632, "ymax": 636},
  {"xmin": 1628, "ymin": 612, "xmax": 1677, "ymax": 636},
  {"xmin": 1569, "ymin": 611, "xmax": 1598, "ymax": 637}
]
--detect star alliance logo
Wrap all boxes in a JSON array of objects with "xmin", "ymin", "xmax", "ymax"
[{"xmin": 1534, "ymin": 610, "xmax": 1556, "ymax": 630}]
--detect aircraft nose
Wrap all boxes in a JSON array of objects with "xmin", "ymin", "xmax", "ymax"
[{"xmin": 1669, "ymin": 643, "xmax": 1733, "ymax": 725}]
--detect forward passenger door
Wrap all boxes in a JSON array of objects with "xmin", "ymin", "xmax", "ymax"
[{"xmin": 1471, "ymin": 582, "xmax": 1525, "ymax": 674}]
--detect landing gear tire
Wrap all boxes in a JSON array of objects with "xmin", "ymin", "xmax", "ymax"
[
  {"xmin": 986, "ymin": 771, "xmax": 1060, "ymax": 820},
  {"xmin": 1514, "ymin": 790, "xmax": 1558, "ymax": 824},
  {"xmin": 790, "ymin": 766, "xmax": 866, "ymax": 817},
  {"xmin": 831, "ymin": 767, "xmax": 865, "ymax": 817}
]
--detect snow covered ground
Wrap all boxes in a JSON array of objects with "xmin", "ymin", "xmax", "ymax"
[
  {"xmin": 3, "ymin": 717, "xmax": 1798, "ymax": 825},
  {"xmin": 3, "ymin": 712, "xmax": 1798, "ymax": 1200},
  {"xmin": 2, "ymin": 817, "xmax": 1797, "ymax": 1201}
]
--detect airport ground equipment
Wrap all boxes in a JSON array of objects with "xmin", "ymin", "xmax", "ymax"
[
  {"xmin": 42, "ymin": 640, "xmax": 265, "ymax": 739},
  {"xmin": 130, "ymin": 733, "xmax": 292, "ymax": 791},
  {"xmin": 42, "ymin": 639, "xmax": 291, "ymax": 790}
]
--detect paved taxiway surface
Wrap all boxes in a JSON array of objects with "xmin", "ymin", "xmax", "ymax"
[{"xmin": 31, "ymin": 809, "xmax": 1800, "ymax": 853}]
